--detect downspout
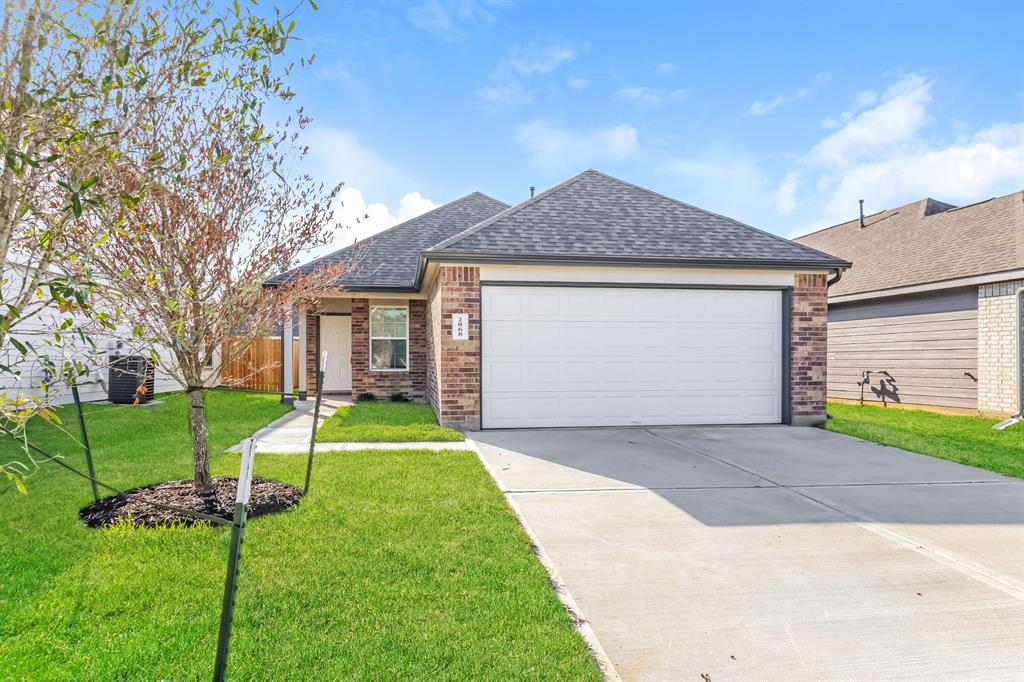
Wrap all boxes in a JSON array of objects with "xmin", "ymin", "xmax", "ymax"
[
  {"xmin": 994, "ymin": 286, "xmax": 1024, "ymax": 430},
  {"xmin": 827, "ymin": 268, "xmax": 843, "ymax": 287}
]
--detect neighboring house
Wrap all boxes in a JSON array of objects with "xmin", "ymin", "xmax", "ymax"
[
  {"xmin": 271, "ymin": 170, "xmax": 849, "ymax": 429},
  {"xmin": 796, "ymin": 192, "xmax": 1024, "ymax": 417},
  {"xmin": 1, "ymin": 263, "xmax": 190, "ymax": 405}
]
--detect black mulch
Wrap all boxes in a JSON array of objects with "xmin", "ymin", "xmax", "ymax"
[{"xmin": 79, "ymin": 477, "xmax": 303, "ymax": 528}]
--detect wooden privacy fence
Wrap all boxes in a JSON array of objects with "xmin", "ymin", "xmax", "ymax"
[{"xmin": 220, "ymin": 337, "xmax": 299, "ymax": 393}]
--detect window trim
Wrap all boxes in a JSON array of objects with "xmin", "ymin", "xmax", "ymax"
[{"xmin": 368, "ymin": 304, "xmax": 410, "ymax": 372}]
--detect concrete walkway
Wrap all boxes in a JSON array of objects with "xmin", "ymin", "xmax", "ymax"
[
  {"xmin": 471, "ymin": 426, "xmax": 1024, "ymax": 682},
  {"xmin": 229, "ymin": 397, "xmax": 470, "ymax": 453}
]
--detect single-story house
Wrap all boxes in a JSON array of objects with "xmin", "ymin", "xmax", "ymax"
[
  {"xmin": 796, "ymin": 191, "xmax": 1023, "ymax": 417},
  {"xmin": 271, "ymin": 170, "xmax": 850, "ymax": 429}
]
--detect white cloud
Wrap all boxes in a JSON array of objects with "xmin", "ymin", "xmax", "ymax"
[
  {"xmin": 478, "ymin": 39, "xmax": 580, "ymax": 110},
  {"xmin": 655, "ymin": 62, "xmax": 677, "ymax": 77},
  {"xmin": 305, "ymin": 187, "xmax": 439, "ymax": 259},
  {"xmin": 478, "ymin": 82, "xmax": 532, "ymax": 107},
  {"xmin": 504, "ymin": 41, "xmax": 578, "ymax": 75},
  {"xmin": 780, "ymin": 74, "xmax": 1023, "ymax": 236},
  {"xmin": 303, "ymin": 128, "xmax": 412, "ymax": 202},
  {"xmin": 659, "ymin": 146, "xmax": 769, "ymax": 221},
  {"xmin": 748, "ymin": 93, "xmax": 787, "ymax": 116},
  {"xmin": 515, "ymin": 120, "xmax": 639, "ymax": 174},
  {"xmin": 319, "ymin": 61, "xmax": 354, "ymax": 83},
  {"xmin": 406, "ymin": 0, "xmax": 500, "ymax": 41},
  {"xmin": 615, "ymin": 86, "xmax": 688, "ymax": 105},
  {"xmin": 819, "ymin": 123, "xmax": 1024, "ymax": 221},
  {"xmin": 807, "ymin": 74, "xmax": 933, "ymax": 166},
  {"xmin": 567, "ymin": 77, "xmax": 590, "ymax": 91},
  {"xmin": 822, "ymin": 89, "xmax": 879, "ymax": 129},
  {"xmin": 748, "ymin": 72, "xmax": 832, "ymax": 116},
  {"xmin": 775, "ymin": 171, "xmax": 801, "ymax": 215}
]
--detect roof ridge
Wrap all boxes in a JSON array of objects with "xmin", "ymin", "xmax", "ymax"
[
  {"xmin": 942, "ymin": 190, "xmax": 1023, "ymax": 213},
  {"xmin": 580, "ymin": 169, "xmax": 843, "ymax": 264},
  {"xmin": 798, "ymin": 189, "xmax": 1024, "ymax": 241},
  {"xmin": 426, "ymin": 171, "xmax": 596, "ymax": 252},
  {"xmin": 792, "ymin": 207, "xmax": 902, "ymax": 240}
]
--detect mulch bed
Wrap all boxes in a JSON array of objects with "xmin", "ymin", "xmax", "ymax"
[{"xmin": 79, "ymin": 477, "xmax": 303, "ymax": 528}]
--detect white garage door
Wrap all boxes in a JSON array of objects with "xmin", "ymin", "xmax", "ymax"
[{"xmin": 481, "ymin": 285, "xmax": 783, "ymax": 428}]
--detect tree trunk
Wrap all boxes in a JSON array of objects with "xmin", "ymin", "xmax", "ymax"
[{"xmin": 188, "ymin": 387, "xmax": 213, "ymax": 490}]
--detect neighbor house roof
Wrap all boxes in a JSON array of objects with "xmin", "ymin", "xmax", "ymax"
[
  {"xmin": 267, "ymin": 192, "xmax": 509, "ymax": 289},
  {"xmin": 795, "ymin": 191, "xmax": 1024, "ymax": 298},
  {"xmin": 427, "ymin": 170, "xmax": 849, "ymax": 268}
]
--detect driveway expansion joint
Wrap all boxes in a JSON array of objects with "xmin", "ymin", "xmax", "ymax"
[{"xmin": 644, "ymin": 428, "xmax": 1024, "ymax": 599}]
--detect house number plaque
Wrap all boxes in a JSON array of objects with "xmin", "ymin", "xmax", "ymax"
[{"xmin": 452, "ymin": 313, "xmax": 469, "ymax": 341}]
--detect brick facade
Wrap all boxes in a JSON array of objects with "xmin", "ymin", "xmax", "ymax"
[
  {"xmin": 425, "ymin": 266, "xmax": 481, "ymax": 428},
  {"xmin": 316, "ymin": 269, "xmax": 833, "ymax": 428},
  {"xmin": 978, "ymin": 280, "xmax": 1022, "ymax": 415},
  {"xmin": 790, "ymin": 273, "xmax": 829, "ymax": 425},
  {"xmin": 349, "ymin": 299, "xmax": 427, "ymax": 400},
  {"xmin": 304, "ymin": 312, "xmax": 319, "ymax": 394}
]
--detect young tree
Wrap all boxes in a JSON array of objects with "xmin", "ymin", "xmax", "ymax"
[
  {"xmin": 2, "ymin": 0, "xmax": 329, "ymax": 494},
  {"xmin": 1, "ymin": 0, "xmax": 151, "ymax": 490},
  {"xmin": 82, "ymin": 12, "xmax": 344, "ymax": 495}
]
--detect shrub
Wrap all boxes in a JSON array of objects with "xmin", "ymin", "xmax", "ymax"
[
  {"xmin": 389, "ymin": 392, "xmax": 411, "ymax": 403},
  {"xmin": 356, "ymin": 392, "xmax": 376, "ymax": 402}
]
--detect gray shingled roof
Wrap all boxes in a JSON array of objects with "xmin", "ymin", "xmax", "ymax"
[
  {"xmin": 795, "ymin": 191, "xmax": 1024, "ymax": 297},
  {"xmin": 427, "ymin": 170, "xmax": 849, "ymax": 267},
  {"xmin": 268, "ymin": 192, "xmax": 509, "ymax": 289}
]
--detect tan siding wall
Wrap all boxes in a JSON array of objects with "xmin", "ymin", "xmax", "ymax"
[{"xmin": 827, "ymin": 309, "xmax": 979, "ymax": 409}]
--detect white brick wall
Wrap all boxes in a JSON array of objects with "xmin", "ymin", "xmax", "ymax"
[{"xmin": 978, "ymin": 280, "xmax": 1022, "ymax": 415}]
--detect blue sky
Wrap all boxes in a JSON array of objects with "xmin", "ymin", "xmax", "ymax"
[{"xmin": 282, "ymin": 0, "xmax": 1024, "ymax": 255}]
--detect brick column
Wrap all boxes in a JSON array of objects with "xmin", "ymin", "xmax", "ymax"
[
  {"xmin": 305, "ymin": 312, "xmax": 319, "ymax": 394},
  {"xmin": 791, "ymin": 273, "xmax": 828, "ymax": 425},
  {"xmin": 429, "ymin": 266, "xmax": 481, "ymax": 429},
  {"xmin": 978, "ymin": 280, "xmax": 1022, "ymax": 416}
]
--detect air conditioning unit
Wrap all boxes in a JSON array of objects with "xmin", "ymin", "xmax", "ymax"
[{"xmin": 108, "ymin": 355, "xmax": 155, "ymax": 404}]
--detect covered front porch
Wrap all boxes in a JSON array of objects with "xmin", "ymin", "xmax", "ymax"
[{"xmin": 288, "ymin": 294, "xmax": 428, "ymax": 402}]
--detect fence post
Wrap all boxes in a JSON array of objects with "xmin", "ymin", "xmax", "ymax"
[
  {"xmin": 303, "ymin": 351, "xmax": 327, "ymax": 495},
  {"xmin": 71, "ymin": 382, "xmax": 100, "ymax": 504},
  {"xmin": 213, "ymin": 438, "xmax": 256, "ymax": 682}
]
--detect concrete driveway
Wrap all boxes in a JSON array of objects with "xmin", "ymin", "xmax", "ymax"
[{"xmin": 469, "ymin": 426, "xmax": 1024, "ymax": 681}]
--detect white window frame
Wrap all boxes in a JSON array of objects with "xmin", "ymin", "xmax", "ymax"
[{"xmin": 369, "ymin": 304, "xmax": 409, "ymax": 372}]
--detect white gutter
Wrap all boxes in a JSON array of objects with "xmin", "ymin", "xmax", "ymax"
[{"xmin": 829, "ymin": 268, "xmax": 1024, "ymax": 304}]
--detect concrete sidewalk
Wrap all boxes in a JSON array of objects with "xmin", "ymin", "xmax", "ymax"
[{"xmin": 228, "ymin": 398, "xmax": 469, "ymax": 453}]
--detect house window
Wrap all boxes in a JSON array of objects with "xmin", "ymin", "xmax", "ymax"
[{"xmin": 370, "ymin": 305, "xmax": 409, "ymax": 370}]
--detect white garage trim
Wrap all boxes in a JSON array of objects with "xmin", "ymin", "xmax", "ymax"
[{"xmin": 481, "ymin": 282, "xmax": 793, "ymax": 429}]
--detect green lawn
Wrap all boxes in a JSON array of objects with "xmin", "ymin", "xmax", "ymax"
[
  {"xmin": 825, "ymin": 401, "xmax": 1024, "ymax": 479},
  {"xmin": 0, "ymin": 391, "xmax": 598, "ymax": 681},
  {"xmin": 317, "ymin": 400, "xmax": 464, "ymax": 443}
]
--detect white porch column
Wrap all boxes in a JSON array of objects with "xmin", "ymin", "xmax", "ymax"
[
  {"xmin": 297, "ymin": 307, "xmax": 308, "ymax": 400},
  {"xmin": 281, "ymin": 311, "xmax": 294, "ymax": 404}
]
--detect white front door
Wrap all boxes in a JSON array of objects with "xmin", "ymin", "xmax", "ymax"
[
  {"xmin": 481, "ymin": 285, "xmax": 783, "ymax": 428},
  {"xmin": 320, "ymin": 315, "xmax": 352, "ymax": 392}
]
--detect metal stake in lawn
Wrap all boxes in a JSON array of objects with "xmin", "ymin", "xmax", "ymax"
[
  {"xmin": 303, "ymin": 351, "xmax": 327, "ymax": 495},
  {"xmin": 71, "ymin": 381, "xmax": 99, "ymax": 504},
  {"xmin": 213, "ymin": 438, "xmax": 256, "ymax": 682}
]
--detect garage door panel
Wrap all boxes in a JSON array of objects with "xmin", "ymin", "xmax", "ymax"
[
  {"xmin": 481, "ymin": 286, "xmax": 783, "ymax": 428},
  {"xmin": 483, "ymin": 320, "xmax": 524, "ymax": 353},
  {"xmin": 485, "ymin": 289, "xmax": 525, "ymax": 317},
  {"xmin": 522, "ymin": 324, "xmax": 562, "ymax": 353}
]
